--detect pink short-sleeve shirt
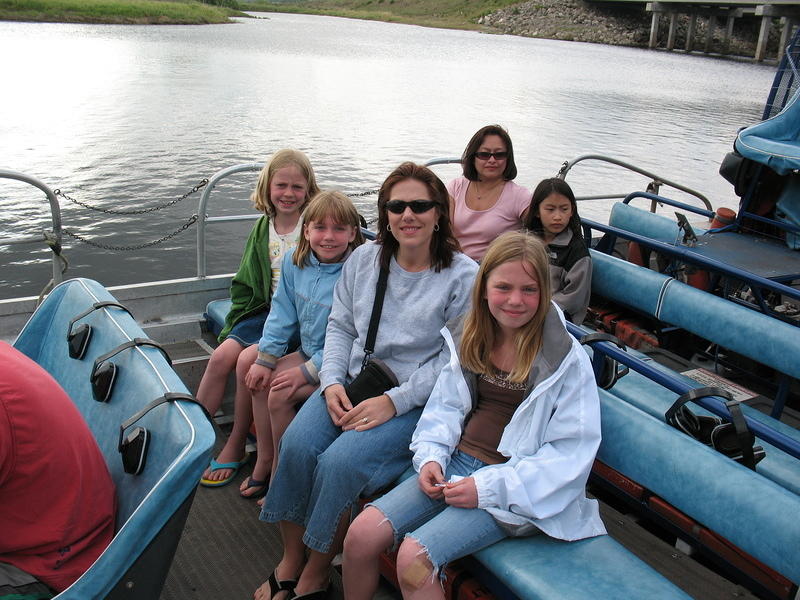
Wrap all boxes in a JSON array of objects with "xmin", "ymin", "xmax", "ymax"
[{"xmin": 447, "ymin": 176, "xmax": 531, "ymax": 261}]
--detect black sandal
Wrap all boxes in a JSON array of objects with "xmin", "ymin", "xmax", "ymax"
[
  {"xmin": 262, "ymin": 570, "xmax": 297, "ymax": 599},
  {"xmin": 290, "ymin": 581, "xmax": 333, "ymax": 600}
]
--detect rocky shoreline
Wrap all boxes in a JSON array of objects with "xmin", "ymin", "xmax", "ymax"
[{"xmin": 479, "ymin": 0, "xmax": 780, "ymax": 59}]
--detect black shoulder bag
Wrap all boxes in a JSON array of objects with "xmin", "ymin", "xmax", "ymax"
[{"xmin": 343, "ymin": 266, "xmax": 399, "ymax": 406}]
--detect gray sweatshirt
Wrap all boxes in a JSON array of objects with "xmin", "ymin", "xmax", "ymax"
[{"xmin": 319, "ymin": 242, "xmax": 478, "ymax": 415}]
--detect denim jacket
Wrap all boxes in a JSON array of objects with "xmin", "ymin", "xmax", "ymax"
[
  {"xmin": 410, "ymin": 304, "xmax": 607, "ymax": 541},
  {"xmin": 257, "ymin": 248, "xmax": 347, "ymax": 384}
]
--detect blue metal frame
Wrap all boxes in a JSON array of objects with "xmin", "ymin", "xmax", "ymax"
[{"xmin": 567, "ymin": 321, "xmax": 800, "ymax": 460}]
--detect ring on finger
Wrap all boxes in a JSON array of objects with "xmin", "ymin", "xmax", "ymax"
[{"xmin": 362, "ymin": 417, "xmax": 369, "ymax": 424}]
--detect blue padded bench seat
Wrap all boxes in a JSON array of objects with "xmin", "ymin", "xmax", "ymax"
[
  {"xmin": 462, "ymin": 390, "xmax": 800, "ymax": 600},
  {"xmin": 473, "ymin": 530, "xmax": 690, "ymax": 599},
  {"xmin": 601, "ymin": 348, "xmax": 800, "ymax": 496},
  {"xmin": 590, "ymin": 250, "xmax": 800, "ymax": 382},
  {"xmin": 204, "ymin": 298, "xmax": 232, "ymax": 337},
  {"xmin": 13, "ymin": 278, "xmax": 214, "ymax": 600}
]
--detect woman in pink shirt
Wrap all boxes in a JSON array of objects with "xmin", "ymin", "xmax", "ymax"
[{"xmin": 447, "ymin": 124, "xmax": 530, "ymax": 261}]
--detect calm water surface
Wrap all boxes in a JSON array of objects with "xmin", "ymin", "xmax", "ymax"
[{"xmin": 0, "ymin": 13, "xmax": 774, "ymax": 298}]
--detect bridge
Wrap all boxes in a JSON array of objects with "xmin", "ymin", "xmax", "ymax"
[{"xmin": 602, "ymin": 0, "xmax": 800, "ymax": 61}]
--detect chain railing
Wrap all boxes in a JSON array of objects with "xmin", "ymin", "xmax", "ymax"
[{"xmin": 3, "ymin": 159, "xmax": 463, "ymax": 288}]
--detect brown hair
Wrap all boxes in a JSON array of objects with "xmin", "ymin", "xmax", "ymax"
[
  {"xmin": 375, "ymin": 162, "xmax": 460, "ymax": 272},
  {"xmin": 460, "ymin": 124, "xmax": 518, "ymax": 182},
  {"xmin": 250, "ymin": 149, "xmax": 320, "ymax": 217},
  {"xmin": 460, "ymin": 231, "xmax": 552, "ymax": 382},
  {"xmin": 293, "ymin": 191, "xmax": 365, "ymax": 267}
]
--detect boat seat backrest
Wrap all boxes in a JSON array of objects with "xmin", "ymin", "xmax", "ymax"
[
  {"xmin": 608, "ymin": 202, "xmax": 706, "ymax": 244},
  {"xmin": 590, "ymin": 249, "xmax": 800, "ymax": 381},
  {"xmin": 13, "ymin": 278, "xmax": 214, "ymax": 600},
  {"xmin": 596, "ymin": 391, "xmax": 800, "ymax": 584}
]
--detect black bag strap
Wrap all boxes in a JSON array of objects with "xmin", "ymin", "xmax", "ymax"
[{"xmin": 362, "ymin": 267, "xmax": 389, "ymax": 368}]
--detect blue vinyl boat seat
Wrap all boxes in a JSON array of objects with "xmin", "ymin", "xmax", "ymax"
[
  {"xmin": 589, "ymin": 250, "xmax": 800, "ymax": 495},
  {"xmin": 204, "ymin": 298, "xmax": 232, "ymax": 337},
  {"xmin": 591, "ymin": 250, "xmax": 800, "ymax": 381},
  {"xmin": 608, "ymin": 201, "xmax": 707, "ymax": 245},
  {"xmin": 465, "ymin": 390, "xmax": 800, "ymax": 599},
  {"xmin": 13, "ymin": 278, "xmax": 215, "ymax": 600},
  {"xmin": 736, "ymin": 89, "xmax": 800, "ymax": 176}
]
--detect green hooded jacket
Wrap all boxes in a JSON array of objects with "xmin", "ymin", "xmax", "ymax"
[{"xmin": 218, "ymin": 215, "xmax": 273, "ymax": 342}]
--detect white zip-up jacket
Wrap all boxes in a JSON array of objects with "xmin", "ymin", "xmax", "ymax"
[{"xmin": 410, "ymin": 303, "xmax": 607, "ymax": 541}]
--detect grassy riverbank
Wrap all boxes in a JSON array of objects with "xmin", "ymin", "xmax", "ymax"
[
  {"xmin": 0, "ymin": 0, "xmax": 242, "ymax": 24},
  {"xmin": 240, "ymin": 0, "xmax": 518, "ymax": 30}
]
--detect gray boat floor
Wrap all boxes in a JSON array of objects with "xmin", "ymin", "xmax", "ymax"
[{"xmin": 159, "ymin": 443, "xmax": 755, "ymax": 600}]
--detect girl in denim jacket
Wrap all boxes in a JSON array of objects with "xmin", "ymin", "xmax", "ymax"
[{"xmin": 208, "ymin": 191, "xmax": 364, "ymax": 499}]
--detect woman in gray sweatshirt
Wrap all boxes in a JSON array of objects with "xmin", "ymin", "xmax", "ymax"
[{"xmin": 256, "ymin": 162, "xmax": 478, "ymax": 600}]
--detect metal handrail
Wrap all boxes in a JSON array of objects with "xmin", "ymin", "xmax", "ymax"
[
  {"xmin": 196, "ymin": 163, "xmax": 263, "ymax": 278},
  {"xmin": 558, "ymin": 154, "xmax": 713, "ymax": 211},
  {"xmin": 0, "ymin": 169, "xmax": 63, "ymax": 286},
  {"xmin": 195, "ymin": 158, "xmax": 465, "ymax": 278}
]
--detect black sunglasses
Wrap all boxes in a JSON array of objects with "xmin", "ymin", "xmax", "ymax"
[
  {"xmin": 385, "ymin": 200, "xmax": 437, "ymax": 214},
  {"xmin": 474, "ymin": 151, "xmax": 508, "ymax": 161}
]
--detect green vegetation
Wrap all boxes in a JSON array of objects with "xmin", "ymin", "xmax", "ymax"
[
  {"xmin": 0, "ymin": 0, "xmax": 244, "ymax": 24},
  {"xmin": 240, "ymin": 0, "xmax": 521, "ymax": 30}
]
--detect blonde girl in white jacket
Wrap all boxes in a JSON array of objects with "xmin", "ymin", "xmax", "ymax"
[{"xmin": 342, "ymin": 231, "xmax": 606, "ymax": 600}]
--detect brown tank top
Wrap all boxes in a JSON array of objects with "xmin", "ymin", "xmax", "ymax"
[{"xmin": 457, "ymin": 371, "xmax": 526, "ymax": 464}]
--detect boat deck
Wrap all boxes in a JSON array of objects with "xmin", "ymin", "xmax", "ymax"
[{"xmin": 158, "ymin": 338, "xmax": 759, "ymax": 600}]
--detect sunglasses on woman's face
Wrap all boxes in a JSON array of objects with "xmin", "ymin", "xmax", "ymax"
[
  {"xmin": 385, "ymin": 200, "xmax": 437, "ymax": 214},
  {"xmin": 474, "ymin": 151, "xmax": 508, "ymax": 161}
]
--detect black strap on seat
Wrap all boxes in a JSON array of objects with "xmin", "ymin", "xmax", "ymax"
[
  {"xmin": 665, "ymin": 386, "xmax": 732, "ymax": 424},
  {"xmin": 66, "ymin": 301, "xmax": 131, "ymax": 359},
  {"xmin": 578, "ymin": 332, "xmax": 629, "ymax": 390},
  {"xmin": 91, "ymin": 338, "xmax": 172, "ymax": 403},
  {"xmin": 118, "ymin": 392, "xmax": 211, "ymax": 475},
  {"xmin": 666, "ymin": 387, "xmax": 759, "ymax": 470}
]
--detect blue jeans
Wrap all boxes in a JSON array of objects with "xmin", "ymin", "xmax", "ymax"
[
  {"xmin": 370, "ymin": 450, "xmax": 509, "ymax": 573},
  {"xmin": 261, "ymin": 388, "xmax": 422, "ymax": 553}
]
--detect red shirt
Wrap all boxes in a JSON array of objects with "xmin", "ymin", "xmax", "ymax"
[{"xmin": 0, "ymin": 342, "xmax": 116, "ymax": 592}]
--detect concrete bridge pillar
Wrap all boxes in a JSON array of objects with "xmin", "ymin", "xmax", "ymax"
[
  {"xmin": 723, "ymin": 15, "xmax": 736, "ymax": 53},
  {"xmin": 649, "ymin": 11, "xmax": 660, "ymax": 47},
  {"xmin": 667, "ymin": 12, "xmax": 679, "ymax": 49},
  {"xmin": 686, "ymin": 13, "xmax": 698, "ymax": 52},
  {"xmin": 706, "ymin": 14, "xmax": 717, "ymax": 52}
]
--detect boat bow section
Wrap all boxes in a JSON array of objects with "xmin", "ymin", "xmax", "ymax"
[{"xmin": 13, "ymin": 277, "xmax": 215, "ymax": 600}]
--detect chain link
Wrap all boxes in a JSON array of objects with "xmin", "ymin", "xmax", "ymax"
[
  {"xmin": 348, "ymin": 189, "xmax": 378, "ymax": 198},
  {"xmin": 54, "ymin": 179, "xmax": 208, "ymax": 215},
  {"xmin": 63, "ymin": 215, "xmax": 199, "ymax": 251}
]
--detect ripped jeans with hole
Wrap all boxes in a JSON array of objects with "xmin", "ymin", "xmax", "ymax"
[{"xmin": 369, "ymin": 449, "xmax": 510, "ymax": 579}]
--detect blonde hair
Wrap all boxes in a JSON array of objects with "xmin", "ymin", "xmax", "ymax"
[
  {"xmin": 250, "ymin": 149, "xmax": 320, "ymax": 216},
  {"xmin": 293, "ymin": 191, "xmax": 365, "ymax": 267},
  {"xmin": 460, "ymin": 232, "xmax": 552, "ymax": 383}
]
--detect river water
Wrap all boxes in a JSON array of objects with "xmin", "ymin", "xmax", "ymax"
[{"xmin": 0, "ymin": 13, "xmax": 774, "ymax": 299}]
